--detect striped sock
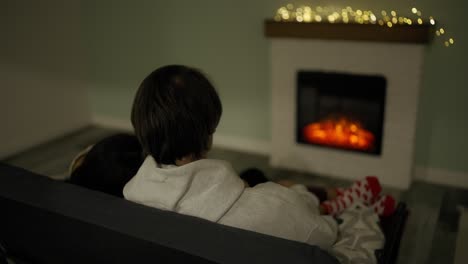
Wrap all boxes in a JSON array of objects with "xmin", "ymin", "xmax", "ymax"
[
  {"xmin": 335, "ymin": 176, "xmax": 382, "ymax": 205},
  {"xmin": 372, "ymin": 195, "xmax": 396, "ymax": 216},
  {"xmin": 321, "ymin": 192, "xmax": 357, "ymax": 215}
]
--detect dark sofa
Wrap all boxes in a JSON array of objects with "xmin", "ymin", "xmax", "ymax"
[
  {"xmin": 0, "ymin": 163, "xmax": 407, "ymax": 264},
  {"xmin": 0, "ymin": 163, "xmax": 339, "ymax": 263}
]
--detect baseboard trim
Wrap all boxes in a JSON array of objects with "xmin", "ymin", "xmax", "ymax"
[
  {"xmin": 92, "ymin": 115, "xmax": 271, "ymax": 156},
  {"xmin": 414, "ymin": 166, "xmax": 468, "ymax": 189}
]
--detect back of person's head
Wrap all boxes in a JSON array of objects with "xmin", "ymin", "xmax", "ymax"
[
  {"xmin": 69, "ymin": 133, "xmax": 143, "ymax": 197},
  {"xmin": 131, "ymin": 65, "xmax": 222, "ymax": 165}
]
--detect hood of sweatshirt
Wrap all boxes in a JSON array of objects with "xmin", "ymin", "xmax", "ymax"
[{"xmin": 123, "ymin": 156, "xmax": 245, "ymax": 222}]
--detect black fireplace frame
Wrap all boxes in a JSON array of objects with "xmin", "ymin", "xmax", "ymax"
[{"xmin": 296, "ymin": 70, "xmax": 387, "ymax": 155}]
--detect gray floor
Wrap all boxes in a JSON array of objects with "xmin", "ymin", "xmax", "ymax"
[{"xmin": 3, "ymin": 126, "xmax": 467, "ymax": 264}]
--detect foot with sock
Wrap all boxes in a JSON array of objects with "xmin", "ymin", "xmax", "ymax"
[
  {"xmin": 335, "ymin": 176, "xmax": 382, "ymax": 205},
  {"xmin": 321, "ymin": 193, "xmax": 396, "ymax": 217},
  {"xmin": 321, "ymin": 176, "xmax": 395, "ymax": 216},
  {"xmin": 371, "ymin": 195, "xmax": 396, "ymax": 217}
]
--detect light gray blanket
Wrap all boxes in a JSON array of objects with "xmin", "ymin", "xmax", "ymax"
[{"xmin": 330, "ymin": 202, "xmax": 385, "ymax": 264}]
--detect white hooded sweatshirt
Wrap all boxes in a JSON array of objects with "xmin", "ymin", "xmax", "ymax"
[{"xmin": 123, "ymin": 156, "xmax": 338, "ymax": 249}]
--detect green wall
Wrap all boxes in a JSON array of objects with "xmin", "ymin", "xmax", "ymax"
[{"xmin": 83, "ymin": 0, "xmax": 468, "ymax": 173}]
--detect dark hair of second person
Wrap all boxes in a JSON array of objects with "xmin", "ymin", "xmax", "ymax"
[{"xmin": 69, "ymin": 133, "xmax": 143, "ymax": 197}]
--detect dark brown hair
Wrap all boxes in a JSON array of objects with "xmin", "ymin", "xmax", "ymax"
[
  {"xmin": 131, "ymin": 65, "xmax": 222, "ymax": 164},
  {"xmin": 69, "ymin": 133, "xmax": 143, "ymax": 197}
]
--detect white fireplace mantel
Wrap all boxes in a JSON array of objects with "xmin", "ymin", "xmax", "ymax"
[{"xmin": 270, "ymin": 38, "xmax": 425, "ymax": 189}]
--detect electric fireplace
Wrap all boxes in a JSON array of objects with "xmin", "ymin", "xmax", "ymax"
[
  {"xmin": 296, "ymin": 71, "xmax": 386, "ymax": 155},
  {"xmin": 269, "ymin": 38, "xmax": 424, "ymax": 189}
]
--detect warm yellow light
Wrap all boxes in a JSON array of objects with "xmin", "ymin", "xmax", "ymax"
[{"xmin": 274, "ymin": 4, "xmax": 455, "ymax": 49}]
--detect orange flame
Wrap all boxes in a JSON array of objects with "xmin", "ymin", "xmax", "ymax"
[{"xmin": 303, "ymin": 117, "xmax": 375, "ymax": 151}]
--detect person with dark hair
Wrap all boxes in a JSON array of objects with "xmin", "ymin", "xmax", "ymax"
[
  {"xmin": 131, "ymin": 65, "xmax": 221, "ymax": 166},
  {"xmin": 69, "ymin": 133, "xmax": 143, "ymax": 198},
  {"xmin": 123, "ymin": 65, "xmax": 340, "ymax": 249}
]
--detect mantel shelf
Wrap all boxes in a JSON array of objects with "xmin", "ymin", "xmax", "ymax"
[{"xmin": 264, "ymin": 20, "xmax": 433, "ymax": 44}]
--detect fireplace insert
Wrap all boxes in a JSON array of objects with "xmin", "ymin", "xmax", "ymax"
[{"xmin": 296, "ymin": 71, "xmax": 386, "ymax": 155}]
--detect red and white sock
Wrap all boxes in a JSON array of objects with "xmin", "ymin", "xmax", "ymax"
[
  {"xmin": 335, "ymin": 176, "xmax": 382, "ymax": 205},
  {"xmin": 321, "ymin": 192, "xmax": 357, "ymax": 215},
  {"xmin": 372, "ymin": 195, "xmax": 396, "ymax": 217}
]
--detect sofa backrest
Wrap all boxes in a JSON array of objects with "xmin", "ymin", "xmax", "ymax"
[{"xmin": 0, "ymin": 163, "xmax": 339, "ymax": 264}]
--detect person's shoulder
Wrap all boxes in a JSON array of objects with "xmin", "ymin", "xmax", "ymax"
[
  {"xmin": 246, "ymin": 182, "xmax": 305, "ymax": 204},
  {"xmin": 189, "ymin": 158, "xmax": 235, "ymax": 172},
  {"xmin": 249, "ymin": 181, "xmax": 284, "ymax": 192}
]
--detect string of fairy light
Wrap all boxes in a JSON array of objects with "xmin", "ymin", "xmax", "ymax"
[{"xmin": 274, "ymin": 4, "xmax": 455, "ymax": 47}]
